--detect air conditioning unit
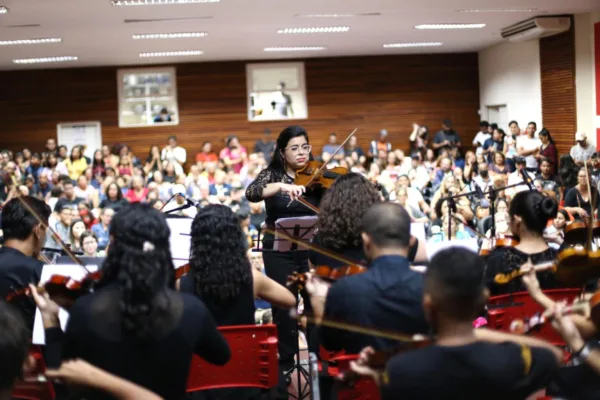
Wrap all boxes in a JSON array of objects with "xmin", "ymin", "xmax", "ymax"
[{"xmin": 501, "ymin": 16, "xmax": 571, "ymax": 42}]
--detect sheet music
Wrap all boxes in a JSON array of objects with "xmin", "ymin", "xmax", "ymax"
[
  {"xmin": 274, "ymin": 216, "xmax": 318, "ymax": 252},
  {"xmin": 167, "ymin": 218, "xmax": 193, "ymax": 267},
  {"xmin": 32, "ymin": 264, "xmax": 99, "ymax": 345}
]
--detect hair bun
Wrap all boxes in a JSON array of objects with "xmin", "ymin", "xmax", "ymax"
[{"xmin": 539, "ymin": 196, "xmax": 558, "ymax": 219}]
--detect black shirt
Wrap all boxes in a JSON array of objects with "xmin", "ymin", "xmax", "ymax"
[
  {"xmin": 245, "ymin": 168, "xmax": 322, "ymax": 226},
  {"xmin": 564, "ymin": 187, "xmax": 600, "ymax": 221},
  {"xmin": 321, "ymin": 255, "xmax": 427, "ymax": 354},
  {"xmin": 98, "ymin": 198, "xmax": 129, "ymax": 213},
  {"xmin": 485, "ymin": 247, "xmax": 560, "ymax": 296},
  {"xmin": 180, "ymin": 274, "xmax": 255, "ymax": 326},
  {"xmin": 45, "ymin": 286, "xmax": 231, "ymax": 400},
  {"xmin": 0, "ymin": 247, "xmax": 43, "ymax": 330},
  {"xmin": 54, "ymin": 196, "xmax": 84, "ymax": 212},
  {"xmin": 381, "ymin": 342, "xmax": 558, "ymax": 400}
]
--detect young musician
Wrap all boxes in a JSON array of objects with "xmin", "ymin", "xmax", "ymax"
[
  {"xmin": 484, "ymin": 190, "xmax": 560, "ymax": 295},
  {"xmin": 245, "ymin": 126, "xmax": 324, "ymax": 377},
  {"xmin": 308, "ymin": 203, "xmax": 428, "ymax": 354},
  {"xmin": 350, "ymin": 247, "xmax": 562, "ymax": 399},
  {"xmin": 33, "ymin": 203, "xmax": 231, "ymax": 400},
  {"xmin": 309, "ymin": 173, "xmax": 427, "ymax": 268},
  {"xmin": 0, "ymin": 196, "xmax": 50, "ymax": 329}
]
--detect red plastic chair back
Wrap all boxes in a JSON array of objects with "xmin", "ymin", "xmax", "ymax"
[
  {"xmin": 487, "ymin": 289, "xmax": 580, "ymax": 345},
  {"xmin": 331, "ymin": 354, "xmax": 381, "ymax": 400},
  {"xmin": 186, "ymin": 324, "xmax": 278, "ymax": 392},
  {"xmin": 12, "ymin": 345, "xmax": 55, "ymax": 400}
]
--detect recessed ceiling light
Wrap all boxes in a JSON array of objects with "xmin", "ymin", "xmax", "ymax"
[
  {"xmin": 294, "ymin": 13, "xmax": 380, "ymax": 18},
  {"xmin": 415, "ymin": 23, "xmax": 486, "ymax": 29},
  {"xmin": 139, "ymin": 50, "xmax": 203, "ymax": 57},
  {"xmin": 383, "ymin": 42, "xmax": 443, "ymax": 48},
  {"xmin": 0, "ymin": 38, "xmax": 62, "ymax": 46},
  {"xmin": 277, "ymin": 26, "xmax": 350, "ymax": 34},
  {"xmin": 456, "ymin": 8, "xmax": 541, "ymax": 13},
  {"xmin": 133, "ymin": 32, "xmax": 208, "ymax": 39},
  {"xmin": 112, "ymin": 0, "xmax": 219, "ymax": 6},
  {"xmin": 264, "ymin": 46, "xmax": 326, "ymax": 52},
  {"xmin": 13, "ymin": 56, "xmax": 78, "ymax": 64},
  {"xmin": 0, "ymin": 6, "xmax": 8, "ymax": 14}
]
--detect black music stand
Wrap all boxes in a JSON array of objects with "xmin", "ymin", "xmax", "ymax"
[{"xmin": 273, "ymin": 216, "xmax": 317, "ymax": 400}]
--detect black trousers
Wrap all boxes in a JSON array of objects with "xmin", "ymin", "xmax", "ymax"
[{"xmin": 262, "ymin": 248, "xmax": 310, "ymax": 366}]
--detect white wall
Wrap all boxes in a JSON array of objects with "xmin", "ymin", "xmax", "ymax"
[
  {"xmin": 575, "ymin": 10, "xmax": 600, "ymax": 147},
  {"xmin": 478, "ymin": 40, "xmax": 542, "ymax": 132}
]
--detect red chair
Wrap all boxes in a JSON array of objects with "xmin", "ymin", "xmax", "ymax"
[
  {"xmin": 186, "ymin": 324, "xmax": 278, "ymax": 392},
  {"xmin": 12, "ymin": 345, "xmax": 55, "ymax": 400},
  {"xmin": 332, "ymin": 354, "xmax": 380, "ymax": 400},
  {"xmin": 487, "ymin": 289, "xmax": 581, "ymax": 345}
]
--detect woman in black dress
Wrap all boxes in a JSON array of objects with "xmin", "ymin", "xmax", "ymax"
[
  {"xmin": 33, "ymin": 203, "xmax": 231, "ymax": 400},
  {"xmin": 181, "ymin": 204, "xmax": 295, "ymax": 399},
  {"xmin": 245, "ymin": 126, "xmax": 324, "ymax": 385},
  {"xmin": 485, "ymin": 190, "xmax": 561, "ymax": 296}
]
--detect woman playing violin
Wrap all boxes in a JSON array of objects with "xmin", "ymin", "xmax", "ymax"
[
  {"xmin": 32, "ymin": 203, "xmax": 231, "ymax": 400},
  {"xmin": 245, "ymin": 125, "xmax": 324, "ymax": 381},
  {"xmin": 484, "ymin": 190, "xmax": 561, "ymax": 295}
]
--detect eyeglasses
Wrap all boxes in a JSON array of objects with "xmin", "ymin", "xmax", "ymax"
[{"xmin": 285, "ymin": 144, "xmax": 312, "ymax": 154}]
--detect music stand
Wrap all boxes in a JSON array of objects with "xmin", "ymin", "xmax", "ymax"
[{"xmin": 274, "ymin": 216, "xmax": 317, "ymax": 400}]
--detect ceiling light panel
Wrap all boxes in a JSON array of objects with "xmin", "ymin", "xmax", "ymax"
[
  {"xmin": 112, "ymin": 0, "xmax": 219, "ymax": 6},
  {"xmin": 277, "ymin": 26, "xmax": 349, "ymax": 34},
  {"xmin": 139, "ymin": 50, "xmax": 203, "ymax": 57},
  {"xmin": 0, "ymin": 6, "xmax": 7, "ymax": 14},
  {"xmin": 0, "ymin": 38, "xmax": 62, "ymax": 46},
  {"xmin": 13, "ymin": 56, "xmax": 78, "ymax": 64},
  {"xmin": 133, "ymin": 32, "xmax": 207, "ymax": 39},
  {"xmin": 383, "ymin": 42, "xmax": 443, "ymax": 48},
  {"xmin": 264, "ymin": 47, "xmax": 326, "ymax": 52},
  {"xmin": 415, "ymin": 24, "xmax": 485, "ymax": 29},
  {"xmin": 456, "ymin": 8, "xmax": 541, "ymax": 13},
  {"xmin": 294, "ymin": 13, "xmax": 380, "ymax": 18}
]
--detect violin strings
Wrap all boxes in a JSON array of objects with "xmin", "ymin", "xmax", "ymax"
[{"xmin": 262, "ymin": 228, "xmax": 361, "ymax": 267}]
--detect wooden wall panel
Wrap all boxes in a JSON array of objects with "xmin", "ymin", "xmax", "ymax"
[
  {"xmin": 0, "ymin": 54, "xmax": 480, "ymax": 161},
  {"xmin": 540, "ymin": 20, "xmax": 577, "ymax": 156}
]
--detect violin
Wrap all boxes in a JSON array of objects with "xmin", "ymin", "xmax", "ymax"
[
  {"xmin": 287, "ymin": 264, "xmax": 367, "ymax": 290},
  {"xmin": 493, "ymin": 261, "xmax": 557, "ymax": 285},
  {"xmin": 510, "ymin": 301, "xmax": 590, "ymax": 335},
  {"xmin": 479, "ymin": 236, "xmax": 520, "ymax": 257},
  {"xmin": 294, "ymin": 160, "xmax": 349, "ymax": 191}
]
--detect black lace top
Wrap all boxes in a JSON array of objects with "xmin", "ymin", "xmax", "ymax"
[
  {"xmin": 245, "ymin": 168, "xmax": 323, "ymax": 226},
  {"xmin": 484, "ymin": 246, "xmax": 560, "ymax": 296}
]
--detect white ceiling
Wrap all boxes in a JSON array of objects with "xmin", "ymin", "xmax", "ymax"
[{"xmin": 0, "ymin": 0, "xmax": 598, "ymax": 71}]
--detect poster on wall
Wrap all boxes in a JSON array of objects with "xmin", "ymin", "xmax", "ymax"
[
  {"xmin": 117, "ymin": 67, "xmax": 179, "ymax": 128},
  {"xmin": 246, "ymin": 62, "xmax": 308, "ymax": 122}
]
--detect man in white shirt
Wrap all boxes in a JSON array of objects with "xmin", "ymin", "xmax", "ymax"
[
  {"xmin": 516, "ymin": 122, "xmax": 541, "ymax": 172},
  {"xmin": 161, "ymin": 135, "xmax": 187, "ymax": 176},
  {"xmin": 570, "ymin": 131, "xmax": 595, "ymax": 167},
  {"xmin": 472, "ymin": 121, "xmax": 491, "ymax": 156},
  {"xmin": 506, "ymin": 157, "xmax": 536, "ymax": 199}
]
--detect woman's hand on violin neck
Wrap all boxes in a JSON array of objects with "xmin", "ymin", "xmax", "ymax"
[
  {"xmin": 280, "ymin": 183, "xmax": 305, "ymax": 200},
  {"xmin": 29, "ymin": 284, "xmax": 61, "ymax": 328}
]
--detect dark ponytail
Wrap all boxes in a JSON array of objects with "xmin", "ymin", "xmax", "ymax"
[{"xmin": 509, "ymin": 191, "xmax": 558, "ymax": 235}]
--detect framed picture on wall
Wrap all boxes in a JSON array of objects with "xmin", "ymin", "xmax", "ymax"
[
  {"xmin": 117, "ymin": 67, "xmax": 179, "ymax": 128},
  {"xmin": 246, "ymin": 62, "xmax": 308, "ymax": 122}
]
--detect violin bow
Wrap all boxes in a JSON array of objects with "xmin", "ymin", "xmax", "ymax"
[
  {"xmin": 287, "ymin": 128, "xmax": 358, "ymax": 208},
  {"xmin": 12, "ymin": 192, "xmax": 87, "ymax": 270},
  {"xmin": 262, "ymin": 227, "xmax": 364, "ymax": 267}
]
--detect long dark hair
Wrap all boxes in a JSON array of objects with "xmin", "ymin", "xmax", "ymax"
[
  {"xmin": 316, "ymin": 173, "xmax": 382, "ymax": 250},
  {"xmin": 99, "ymin": 203, "xmax": 174, "ymax": 340},
  {"xmin": 268, "ymin": 126, "xmax": 311, "ymax": 172},
  {"xmin": 190, "ymin": 204, "xmax": 252, "ymax": 303},
  {"xmin": 538, "ymin": 128, "xmax": 555, "ymax": 145},
  {"xmin": 509, "ymin": 191, "xmax": 558, "ymax": 235}
]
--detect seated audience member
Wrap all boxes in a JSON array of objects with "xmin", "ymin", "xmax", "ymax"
[
  {"xmin": 91, "ymin": 208, "xmax": 114, "ymax": 250},
  {"xmin": 44, "ymin": 203, "xmax": 72, "ymax": 251},
  {"xmin": 350, "ymin": 247, "xmax": 562, "ymax": 399},
  {"xmin": 570, "ymin": 131, "xmax": 595, "ymax": 167},
  {"xmin": 124, "ymin": 176, "xmax": 148, "ymax": 203},
  {"xmin": 98, "ymin": 183, "xmax": 129, "ymax": 213},
  {"xmin": 0, "ymin": 197, "xmax": 50, "ymax": 330},
  {"xmin": 32, "ymin": 203, "xmax": 231, "ymax": 400},
  {"xmin": 80, "ymin": 231, "xmax": 103, "ymax": 257},
  {"xmin": 54, "ymin": 179, "xmax": 84, "ymax": 212},
  {"xmin": 308, "ymin": 203, "xmax": 428, "ymax": 354}
]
